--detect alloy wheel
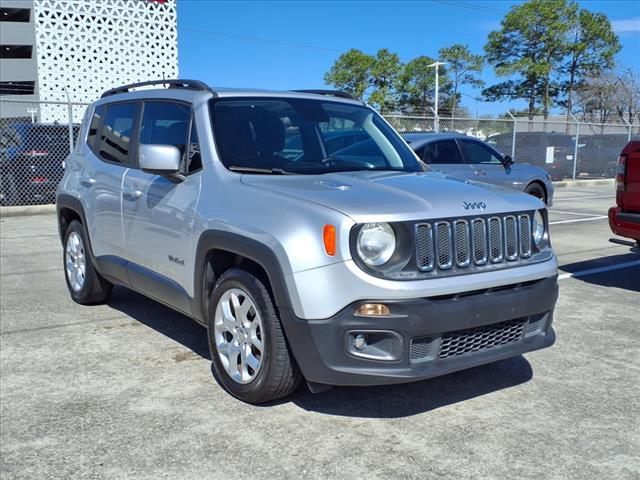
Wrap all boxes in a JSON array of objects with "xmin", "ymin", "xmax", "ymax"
[
  {"xmin": 214, "ymin": 288, "xmax": 264, "ymax": 384},
  {"xmin": 65, "ymin": 231, "xmax": 86, "ymax": 292}
]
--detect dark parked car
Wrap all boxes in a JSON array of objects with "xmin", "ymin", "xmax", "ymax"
[
  {"xmin": 609, "ymin": 141, "xmax": 640, "ymax": 244},
  {"xmin": 578, "ymin": 134, "xmax": 640, "ymax": 178},
  {"xmin": 486, "ymin": 132, "xmax": 576, "ymax": 180},
  {"xmin": 0, "ymin": 123, "xmax": 78, "ymax": 205}
]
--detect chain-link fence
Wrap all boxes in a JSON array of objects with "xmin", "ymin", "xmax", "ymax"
[
  {"xmin": 384, "ymin": 114, "xmax": 640, "ymax": 181},
  {"xmin": 1, "ymin": 99, "xmax": 89, "ymax": 206}
]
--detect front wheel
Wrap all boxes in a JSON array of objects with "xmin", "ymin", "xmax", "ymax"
[
  {"xmin": 525, "ymin": 183, "xmax": 547, "ymax": 205},
  {"xmin": 603, "ymin": 161, "xmax": 618, "ymax": 179},
  {"xmin": 207, "ymin": 268, "xmax": 301, "ymax": 403}
]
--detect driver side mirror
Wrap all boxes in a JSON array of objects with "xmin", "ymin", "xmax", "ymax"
[
  {"xmin": 503, "ymin": 155, "xmax": 514, "ymax": 167},
  {"xmin": 138, "ymin": 144, "xmax": 185, "ymax": 182}
]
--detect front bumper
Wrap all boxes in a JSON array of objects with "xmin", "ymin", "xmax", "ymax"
[
  {"xmin": 609, "ymin": 207, "xmax": 640, "ymax": 242},
  {"xmin": 282, "ymin": 275, "xmax": 558, "ymax": 386}
]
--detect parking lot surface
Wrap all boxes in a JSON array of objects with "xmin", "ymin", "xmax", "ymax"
[{"xmin": 1, "ymin": 183, "xmax": 639, "ymax": 480}]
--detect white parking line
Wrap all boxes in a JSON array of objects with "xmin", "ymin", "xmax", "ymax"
[
  {"xmin": 549, "ymin": 216, "xmax": 608, "ymax": 225},
  {"xmin": 550, "ymin": 209, "xmax": 603, "ymax": 217},
  {"xmin": 558, "ymin": 260, "xmax": 640, "ymax": 280},
  {"xmin": 555, "ymin": 194, "xmax": 614, "ymax": 201}
]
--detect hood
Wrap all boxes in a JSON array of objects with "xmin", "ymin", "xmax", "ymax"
[{"xmin": 241, "ymin": 171, "xmax": 544, "ymax": 223}]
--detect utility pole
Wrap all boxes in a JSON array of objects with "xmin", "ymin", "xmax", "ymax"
[
  {"xmin": 428, "ymin": 61, "xmax": 447, "ymax": 132},
  {"xmin": 27, "ymin": 108, "xmax": 37, "ymax": 124}
]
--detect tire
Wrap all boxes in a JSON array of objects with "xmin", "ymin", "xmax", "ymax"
[
  {"xmin": 63, "ymin": 220, "xmax": 113, "ymax": 305},
  {"xmin": 525, "ymin": 182, "xmax": 547, "ymax": 205},
  {"xmin": 603, "ymin": 162, "xmax": 617, "ymax": 179},
  {"xmin": 207, "ymin": 268, "xmax": 301, "ymax": 403}
]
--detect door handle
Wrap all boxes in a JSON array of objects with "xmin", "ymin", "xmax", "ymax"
[
  {"xmin": 79, "ymin": 175, "xmax": 96, "ymax": 186},
  {"xmin": 123, "ymin": 189, "xmax": 143, "ymax": 201},
  {"xmin": 474, "ymin": 170, "xmax": 486, "ymax": 176}
]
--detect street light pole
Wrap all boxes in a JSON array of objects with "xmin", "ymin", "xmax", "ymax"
[{"xmin": 428, "ymin": 61, "xmax": 447, "ymax": 132}]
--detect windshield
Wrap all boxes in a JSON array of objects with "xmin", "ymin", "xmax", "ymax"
[{"xmin": 210, "ymin": 97, "xmax": 422, "ymax": 174}]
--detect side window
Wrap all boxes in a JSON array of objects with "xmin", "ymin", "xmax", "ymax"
[
  {"xmin": 87, "ymin": 105, "xmax": 104, "ymax": 151},
  {"xmin": 185, "ymin": 117, "xmax": 202, "ymax": 173},
  {"xmin": 460, "ymin": 140, "xmax": 502, "ymax": 164},
  {"xmin": 139, "ymin": 101, "xmax": 191, "ymax": 171},
  {"xmin": 98, "ymin": 103, "xmax": 137, "ymax": 164},
  {"xmin": 413, "ymin": 144, "xmax": 426, "ymax": 161},
  {"xmin": 424, "ymin": 140, "xmax": 464, "ymax": 164}
]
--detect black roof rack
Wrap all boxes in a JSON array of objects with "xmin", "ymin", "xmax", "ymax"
[
  {"xmin": 101, "ymin": 79, "xmax": 212, "ymax": 98},
  {"xmin": 292, "ymin": 89, "xmax": 360, "ymax": 101}
]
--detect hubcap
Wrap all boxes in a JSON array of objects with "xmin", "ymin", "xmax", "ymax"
[
  {"xmin": 214, "ymin": 288, "xmax": 264, "ymax": 384},
  {"xmin": 65, "ymin": 231, "xmax": 86, "ymax": 292}
]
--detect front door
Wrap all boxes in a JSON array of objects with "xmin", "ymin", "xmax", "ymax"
[
  {"xmin": 458, "ymin": 138, "xmax": 520, "ymax": 188},
  {"xmin": 121, "ymin": 101, "xmax": 202, "ymax": 303}
]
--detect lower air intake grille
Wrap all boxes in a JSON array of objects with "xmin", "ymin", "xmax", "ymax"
[
  {"xmin": 409, "ymin": 337, "xmax": 434, "ymax": 360},
  {"xmin": 439, "ymin": 319, "xmax": 526, "ymax": 359}
]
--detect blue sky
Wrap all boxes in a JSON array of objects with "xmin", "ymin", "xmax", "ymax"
[{"xmin": 177, "ymin": 0, "xmax": 640, "ymax": 116}]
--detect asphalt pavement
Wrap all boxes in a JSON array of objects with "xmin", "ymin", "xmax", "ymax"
[{"xmin": 1, "ymin": 183, "xmax": 638, "ymax": 480}]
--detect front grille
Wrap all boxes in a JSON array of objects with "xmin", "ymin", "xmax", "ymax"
[
  {"xmin": 410, "ymin": 318, "xmax": 528, "ymax": 362},
  {"xmin": 415, "ymin": 213, "xmax": 532, "ymax": 274}
]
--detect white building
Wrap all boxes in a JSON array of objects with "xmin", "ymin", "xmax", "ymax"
[{"xmin": 1, "ymin": 0, "xmax": 178, "ymax": 122}]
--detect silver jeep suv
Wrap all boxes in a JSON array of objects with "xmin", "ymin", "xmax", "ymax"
[{"xmin": 57, "ymin": 80, "xmax": 558, "ymax": 403}]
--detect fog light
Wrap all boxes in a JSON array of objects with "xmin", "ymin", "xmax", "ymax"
[
  {"xmin": 355, "ymin": 303, "xmax": 391, "ymax": 316},
  {"xmin": 354, "ymin": 334, "xmax": 368, "ymax": 351}
]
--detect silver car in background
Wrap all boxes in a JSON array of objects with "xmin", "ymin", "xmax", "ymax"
[{"xmin": 403, "ymin": 132, "xmax": 554, "ymax": 205}]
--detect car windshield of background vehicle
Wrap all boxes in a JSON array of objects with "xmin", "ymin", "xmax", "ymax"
[{"xmin": 210, "ymin": 98, "xmax": 422, "ymax": 175}]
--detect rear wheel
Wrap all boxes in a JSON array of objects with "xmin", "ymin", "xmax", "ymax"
[
  {"xmin": 207, "ymin": 268, "xmax": 301, "ymax": 403},
  {"xmin": 63, "ymin": 220, "xmax": 113, "ymax": 304},
  {"xmin": 525, "ymin": 183, "xmax": 547, "ymax": 205}
]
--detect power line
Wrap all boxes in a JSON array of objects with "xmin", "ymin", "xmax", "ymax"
[
  {"xmin": 181, "ymin": 27, "xmax": 340, "ymax": 53},
  {"xmin": 434, "ymin": 0, "xmax": 505, "ymax": 14}
]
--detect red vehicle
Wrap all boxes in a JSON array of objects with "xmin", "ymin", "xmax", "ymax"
[{"xmin": 609, "ymin": 141, "xmax": 640, "ymax": 244}]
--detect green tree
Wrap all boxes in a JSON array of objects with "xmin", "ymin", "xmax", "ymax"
[
  {"xmin": 324, "ymin": 49, "xmax": 374, "ymax": 98},
  {"xmin": 396, "ymin": 56, "xmax": 437, "ymax": 113},
  {"xmin": 368, "ymin": 49, "xmax": 402, "ymax": 110},
  {"xmin": 562, "ymin": 9, "xmax": 620, "ymax": 120},
  {"xmin": 438, "ymin": 44, "xmax": 484, "ymax": 118},
  {"xmin": 484, "ymin": 0, "xmax": 576, "ymax": 120}
]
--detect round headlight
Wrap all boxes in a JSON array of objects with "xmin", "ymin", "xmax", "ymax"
[
  {"xmin": 532, "ymin": 210, "xmax": 545, "ymax": 246},
  {"xmin": 357, "ymin": 222, "xmax": 396, "ymax": 266}
]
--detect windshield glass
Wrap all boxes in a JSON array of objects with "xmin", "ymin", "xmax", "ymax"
[{"xmin": 210, "ymin": 97, "xmax": 422, "ymax": 174}]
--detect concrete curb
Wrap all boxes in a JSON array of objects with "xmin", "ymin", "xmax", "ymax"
[
  {"xmin": 552, "ymin": 178, "xmax": 614, "ymax": 188},
  {"xmin": 0, "ymin": 204, "xmax": 56, "ymax": 218}
]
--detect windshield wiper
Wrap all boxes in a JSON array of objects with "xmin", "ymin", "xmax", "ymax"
[{"xmin": 228, "ymin": 166, "xmax": 294, "ymax": 175}]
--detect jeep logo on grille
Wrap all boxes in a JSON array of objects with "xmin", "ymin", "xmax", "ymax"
[{"xmin": 463, "ymin": 201, "xmax": 487, "ymax": 210}]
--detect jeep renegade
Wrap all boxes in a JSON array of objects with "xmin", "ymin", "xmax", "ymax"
[{"xmin": 57, "ymin": 80, "xmax": 558, "ymax": 403}]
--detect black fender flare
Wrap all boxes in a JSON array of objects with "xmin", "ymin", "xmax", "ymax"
[
  {"xmin": 56, "ymin": 194, "xmax": 94, "ymax": 255},
  {"xmin": 193, "ymin": 230, "xmax": 294, "ymax": 324}
]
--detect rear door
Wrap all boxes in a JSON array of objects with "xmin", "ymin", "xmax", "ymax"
[
  {"xmin": 422, "ymin": 139, "xmax": 474, "ymax": 179},
  {"xmin": 121, "ymin": 100, "xmax": 202, "ymax": 302},
  {"xmin": 82, "ymin": 102, "xmax": 139, "ymax": 263}
]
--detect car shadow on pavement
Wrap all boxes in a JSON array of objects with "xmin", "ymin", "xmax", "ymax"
[
  {"xmin": 559, "ymin": 252, "xmax": 640, "ymax": 292},
  {"xmin": 286, "ymin": 355, "xmax": 533, "ymax": 418},
  {"xmin": 104, "ymin": 286, "xmax": 534, "ymax": 417},
  {"xmin": 106, "ymin": 286, "xmax": 211, "ymax": 360}
]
